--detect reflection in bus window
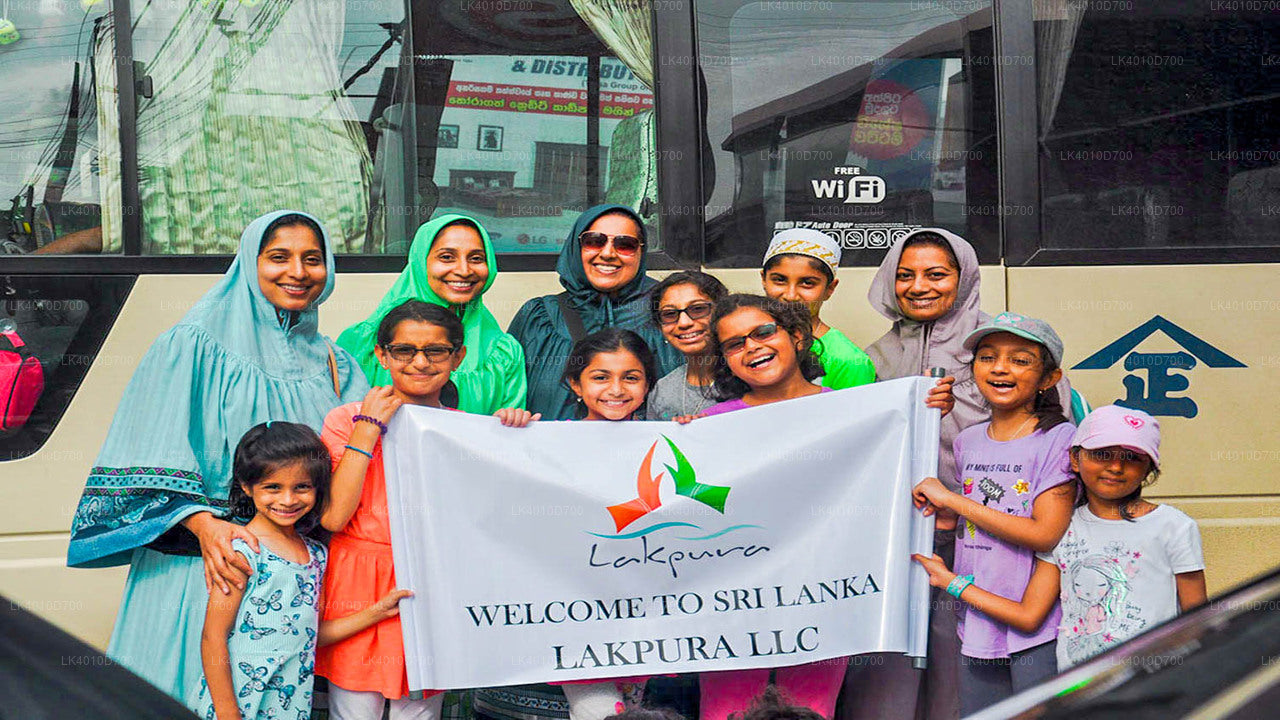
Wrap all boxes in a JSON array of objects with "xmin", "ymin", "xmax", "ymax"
[
  {"xmin": 0, "ymin": 3, "xmax": 113, "ymax": 255},
  {"xmin": 0, "ymin": 277, "xmax": 131, "ymax": 461},
  {"xmin": 697, "ymin": 0, "xmax": 998, "ymax": 266},
  {"xmin": 413, "ymin": 0, "xmax": 660, "ymax": 255},
  {"xmin": 1037, "ymin": 3, "xmax": 1278, "ymax": 250},
  {"xmin": 122, "ymin": 0, "xmax": 402, "ymax": 255}
]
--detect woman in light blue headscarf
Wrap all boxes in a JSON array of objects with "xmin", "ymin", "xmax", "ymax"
[{"xmin": 67, "ymin": 211, "xmax": 368, "ymax": 702}]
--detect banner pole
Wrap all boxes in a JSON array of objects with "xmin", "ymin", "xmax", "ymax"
[{"xmin": 909, "ymin": 368, "xmax": 947, "ymax": 670}]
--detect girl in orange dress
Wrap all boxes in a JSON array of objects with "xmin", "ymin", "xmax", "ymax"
[{"xmin": 316, "ymin": 299, "xmax": 536, "ymax": 720}]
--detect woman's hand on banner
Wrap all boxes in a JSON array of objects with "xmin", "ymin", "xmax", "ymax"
[
  {"xmin": 495, "ymin": 408, "xmax": 541, "ymax": 427},
  {"xmin": 925, "ymin": 375, "xmax": 955, "ymax": 416}
]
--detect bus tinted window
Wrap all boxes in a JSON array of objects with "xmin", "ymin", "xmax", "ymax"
[
  {"xmin": 125, "ymin": 0, "xmax": 404, "ymax": 255},
  {"xmin": 1037, "ymin": 4, "xmax": 1278, "ymax": 250},
  {"xmin": 697, "ymin": 0, "xmax": 999, "ymax": 266},
  {"xmin": 413, "ymin": 0, "xmax": 659, "ymax": 254},
  {"xmin": 0, "ymin": 277, "xmax": 130, "ymax": 461},
  {"xmin": 1, "ymin": 3, "xmax": 114, "ymax": 255}
]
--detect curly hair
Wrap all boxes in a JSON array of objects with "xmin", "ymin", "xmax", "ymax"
[
  {"xmin": 708, "ymin": 294, "xmax": 823, "ymax": 401},
  {"xmin": 648, "ymin": 270, "xmax": 730, "ymax": 328}
]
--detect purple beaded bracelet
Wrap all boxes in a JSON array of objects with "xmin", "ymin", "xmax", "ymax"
[{"xmin": 352, "ymin": 414, "xmax": 388, "ymax": 435}]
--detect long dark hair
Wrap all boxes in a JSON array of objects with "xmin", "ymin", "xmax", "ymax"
[
  {"xmin": 560, "ymin": 328, "xmax": 658, "ymax": 418},
  {"xmin": 259, "ymin": 212, "xmax": 325, "ymax": 253},
  {"xmin": 708, "ymin": 294, "xmax": 823, "ymax": 401},
  {"xmin": 1031, "ymin": 348, "xmax": 1069, "ymax": 432},
  {"xmin": 229, "ymin": 422, "xmax": 331, "ymax": 537},
  {"xmin": 648, "ymin": 270, "xmax": 730, "ymax": 327},
  {"xmin": 376, "ymin": 300, "xmax": 464, "ymax": 408}
]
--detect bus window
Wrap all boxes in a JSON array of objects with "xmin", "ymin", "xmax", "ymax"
[
  {"xmin": 0, "ymin": 3, "xmax": 114, "ymax": 256},
  {"xmin": 122, "ymin": 0, "xmax": 406, "ymax": 255},
  {"xmin": 1037, "ymin": 4, "xmax": 1279, "ymax": 251},
  {"xmin": 697, "ymin": 0, "xmax": 999, "ymax": 267},
  {"xmin": 0, "ymin": 276, "xmax": 131, "ymax": 461},
  {"xmin": 411, "ymin": 0, "xmax": 658, "ymax": 255}
]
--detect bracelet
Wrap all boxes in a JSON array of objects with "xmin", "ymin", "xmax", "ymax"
[
  {"xmin": 353, "ymin": 414, "xmax": 388, "ymax": 435},
  {"xmin": 344, "ymin": 444, "xmax": 374, "ymax": 460},
  {"xmin": 946, "ymin": 574, "xmax": 975, "ymax": 599}
]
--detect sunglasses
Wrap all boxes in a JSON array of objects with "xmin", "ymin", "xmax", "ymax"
[
  {"xmin": 657, "ymin": 301, "xmax": 715, "ymax": 326},
  {"xmin": 579, "ymin": 231, "xmax": 643, "ymax": 256},
  {"xmin": 720, "ymin": 323, "xmax": 780, "ymax": 356},
  {"xmin": 381, "ymin": 343, "xmax": 459, "ymax": 364}
]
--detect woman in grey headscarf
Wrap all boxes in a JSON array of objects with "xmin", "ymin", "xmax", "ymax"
[{"xmin": 840, "ymin": 228, "xmax": 1080, "ymax": 720}]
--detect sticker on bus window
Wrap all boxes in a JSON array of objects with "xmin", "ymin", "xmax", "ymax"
[
  {"xmin": 772, "ymin": 221, "xmax": 919, "ymax": 250},
  {"xmin": 809, "ymin": 165, "xmax": 887, "ymax": 205}
]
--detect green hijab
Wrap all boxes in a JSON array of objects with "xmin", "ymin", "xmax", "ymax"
[{"xmin": 337, "ymin": 214, "xmax": 526, "ymax": 413}]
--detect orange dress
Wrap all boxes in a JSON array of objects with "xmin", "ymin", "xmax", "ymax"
[{"xmin": 315, "ymin": 402, "xmax": 443, "ymax": 699}]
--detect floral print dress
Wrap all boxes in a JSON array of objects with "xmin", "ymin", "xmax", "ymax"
[{"xmin": 192, "ymin": 537, "xmax": 327, "ymax": 720}]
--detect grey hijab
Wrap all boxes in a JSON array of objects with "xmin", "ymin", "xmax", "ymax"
[{"xmin": 866, "ymin": 228, "xmax": 1075, "ymax": 489}]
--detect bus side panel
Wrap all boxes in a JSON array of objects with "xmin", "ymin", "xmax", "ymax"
[{"xmin": 1007, "ymin": 264, "xmax": 1280, "ymax": 594}]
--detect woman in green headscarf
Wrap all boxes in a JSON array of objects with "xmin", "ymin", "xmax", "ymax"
[{"xmin": 337, "ymin": 214, "xmax": 526, "ymax": 413}]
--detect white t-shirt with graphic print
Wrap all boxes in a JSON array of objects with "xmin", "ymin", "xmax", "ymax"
[{"xmin": 1038, "ymin": 503, "xmax": 1204, "ymax": 670}]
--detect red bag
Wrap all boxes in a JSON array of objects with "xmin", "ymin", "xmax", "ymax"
[{"xmin": 0, "ymin": 327, "xmax": 44, "ymax": 432}]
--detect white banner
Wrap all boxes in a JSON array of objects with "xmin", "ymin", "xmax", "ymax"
[{"xmin": 384, "ymin": 378, "xmax": 939, "ymax": 689}]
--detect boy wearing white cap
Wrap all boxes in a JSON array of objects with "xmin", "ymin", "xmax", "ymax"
[
  {"xmin": 914, "ymin": 405, "xmax": 1207, "ymax": 675},
  {"xmin": 760, "ymin": 228, "xmax": 876, "ymax": 389}
]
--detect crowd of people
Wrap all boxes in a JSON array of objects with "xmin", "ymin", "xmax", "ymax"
[{"xmin": 67, "ymin": 205, "xmax": 1208, "ymax": 720}]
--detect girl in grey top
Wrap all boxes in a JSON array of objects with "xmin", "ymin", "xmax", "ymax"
[{"xmin": 644, "ymin": 271, "xmax": 729, "ymax": 420}]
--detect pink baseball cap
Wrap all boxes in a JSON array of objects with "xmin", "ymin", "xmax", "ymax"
[{"xmin": 1071, "ymin": 405, "xmax": 1161, "ymax": 467}]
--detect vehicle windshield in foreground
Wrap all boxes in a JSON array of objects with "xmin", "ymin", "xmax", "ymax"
[{"xmin": 967, "ymin": 568, "xmax": 1280, "ymax": 719}]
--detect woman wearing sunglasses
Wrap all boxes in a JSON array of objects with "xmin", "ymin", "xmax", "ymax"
[
  {"xmin": 509, "ymin": 204, "xmax": 682, "ymax": 420},
  {"xmin": 645, "ymin": 270, "xmax": 729, "ymax": 421},
  {"xmin": 337, "ymin": 214, "xmax": 526, "ymax": 414}
]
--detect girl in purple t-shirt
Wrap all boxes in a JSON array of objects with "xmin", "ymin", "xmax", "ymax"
[{"xmin": 910, "ymin": 312, "xmax": 1077, "ymax": 716}]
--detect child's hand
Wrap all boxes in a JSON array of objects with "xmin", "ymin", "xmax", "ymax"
[
  {"xmin": 925, "ymin": 376, "xmax": 955, "ymax": 417},
  {"xmin": 934, "ymin": 507, "xmax": 959, "ymax": 532},
  {"xmin": 495, "ymin": 408, "xmax": 541, "ymax": 427},
  {"xmin": 912, "ymin": 553, "xmax": 957, "ymax": 589},
  {"xmin": 673, "ymin": 413, "xmax": 706, "ymax": 424},
  {"xmin": 360, "ymin": 386, "xmax": 403, "ymax": 425},
  {"xmin": 912, "ymin": 476, "xmax": 955, "ymax": 516},
  {"xmin": 371, "ymin": 589, "xmax": 413, "ymax": 622}
]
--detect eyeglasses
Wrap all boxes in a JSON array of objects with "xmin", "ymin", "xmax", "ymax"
[
  {"xmin": 381, "ymin": 343, "xmax": 459, "ymax": 363},
  {"xmin": 579, "ymin": 231, "xmax": 643, "ymax": 256},
  {"xmin": 657, "ymin": 301, "xmax": 715, "ymax": 326},
  {"xmin": 720, "ymin": 323, "xmax": 780, "ymax": 355}
]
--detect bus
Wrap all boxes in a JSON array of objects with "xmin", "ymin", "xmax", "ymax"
[{"xmin": 2, "ymin": 0, "xmax": 1277, "ymax": 660}]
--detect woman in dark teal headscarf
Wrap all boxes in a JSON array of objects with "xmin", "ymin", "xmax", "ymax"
[
  {"xmin": 508, "ymin": 204, "xmax": 682, "ymax": 420},
  {"xmin": 336, "ymin": 213, "xmax": 526, "ymax": 413},
  {"xmin": 67, "ymin": 210, "xmax": 368, "ymax": 702}
]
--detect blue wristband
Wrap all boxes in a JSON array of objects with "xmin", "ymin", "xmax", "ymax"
[
  {"xmin": 946, "ymin": 574, "xmax": 974, "ymax": 599},
  {"xmin": 344, "ymin": 444, "xmax": 374, "ymax": 459}
]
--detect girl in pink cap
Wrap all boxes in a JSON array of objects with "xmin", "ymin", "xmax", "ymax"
[{"xmin": 914, "ymin": 405, "xmax": 1207, "ymax": 676}]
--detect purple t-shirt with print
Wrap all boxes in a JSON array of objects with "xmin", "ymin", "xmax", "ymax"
[{"xmin": 953, "ymin": 420, "xmax": 1075, "ymax": 658}]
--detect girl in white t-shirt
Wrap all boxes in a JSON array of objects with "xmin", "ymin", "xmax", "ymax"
[{"xmin": 915, "ymin": 405, "xmax": 1208, "ymax": 670}]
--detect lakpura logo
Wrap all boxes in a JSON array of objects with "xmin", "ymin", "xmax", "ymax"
[
  {"xmin": 606, "ymin": 436, "xmax": 729, "ymax": 532},
  {"xmin": 587, "ymin": 436, "xmax": 768, "ymax": 577}
]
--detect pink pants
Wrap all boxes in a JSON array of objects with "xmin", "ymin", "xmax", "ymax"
[{"xmin": 700, "ymin": 658, "xmax": 849, "ymax": 720}]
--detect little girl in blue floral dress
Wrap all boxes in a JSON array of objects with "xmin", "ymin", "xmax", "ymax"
[{"xmin": 192, "ymin": 422, "xmax": 409, "ymax": 720}]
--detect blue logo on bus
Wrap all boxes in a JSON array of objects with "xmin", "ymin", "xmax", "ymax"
[{"xmin": 1072, "ymin": 316, "xmax": 1245, "ymax": 418}]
